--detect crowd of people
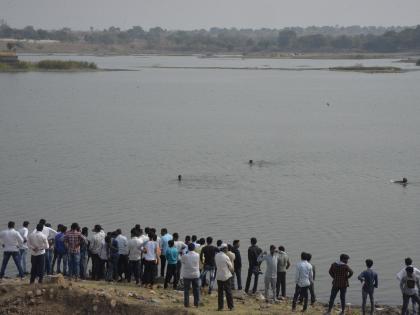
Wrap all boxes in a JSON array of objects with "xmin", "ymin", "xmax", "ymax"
[{"xmin": 0, "ymin": 220, "xmax": 419, "ymax": 314}]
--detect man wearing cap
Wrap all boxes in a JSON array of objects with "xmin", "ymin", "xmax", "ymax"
[
  {"xmin": 89, "ymin": 224, "xmax": 105, "ymax": 280},
  {"xmin": 181, "ymin": 243, "xmax": 200, "ymax": 308},
  {"xmin": 215, "ymin": 243, "xmax": 234, "ymax": 311}
]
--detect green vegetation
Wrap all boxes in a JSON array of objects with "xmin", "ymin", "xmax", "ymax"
[
  {"xmin": 0, "ymin": 60, "xmax": 97, "ymax": 71},
  {"xmin": 37, "ymin": 60, "xmax": 97, "ymax": 70},
  {"xmin": 1, "ymin": 22, "xmax": 420, "ymax": 54},
  {"xmin": 330, "ymin": 66, "xmax": 402, "ymax": 73}
]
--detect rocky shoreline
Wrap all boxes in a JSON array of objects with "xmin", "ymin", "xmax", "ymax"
[{"xmin": 0, "ymin": 276, "xmax": 401, "ymax": 315}]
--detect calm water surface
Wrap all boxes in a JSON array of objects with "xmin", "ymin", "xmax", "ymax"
[{"xmin": 1, "ymin": 55, "xmax": 420, "ymax": 304}]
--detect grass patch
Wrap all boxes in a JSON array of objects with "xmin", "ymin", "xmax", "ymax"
[
  {"xmin": 329, "ymin": 66, "xmax": 402, "ymax": 73},
  {"xmin": 0, "ymin": 59, "xmax": 98, "ymax": 71},
  {"xmin": 37, "ymin": 60, "xmax": 97, "ymax": 70}
]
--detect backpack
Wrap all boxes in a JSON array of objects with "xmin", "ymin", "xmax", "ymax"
[{"xmin": 406, "ymin": 276, "xmax": 416, "ymax": 289}]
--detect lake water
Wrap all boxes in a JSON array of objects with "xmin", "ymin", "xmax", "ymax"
[{"xmin": 1, "ymin": 55, "xmax": 420, "ymax": 305}]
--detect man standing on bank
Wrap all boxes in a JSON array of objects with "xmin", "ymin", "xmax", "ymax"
[
  {"xmin": 0, "ymin": 221, "xmax": 24, "ymax": 280},
  {"xmin": 276, "ymin": 245, "xmax": 291, "ymax": 299},
  {"xmin": 27, "ymin": 223, "xmax": 49, "ymax": 284},
  {"xmin": 215, "ymin": 243, "xmax": 234, "ymax": 311},
  {"xmin": 245, "ymin": 237, "xmax": 262, "ymax": 294},
  {"xmin": 325, "ymin": 253, "xmax": 353, "ymax": 315}
]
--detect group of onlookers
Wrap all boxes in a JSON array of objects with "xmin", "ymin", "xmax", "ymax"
[{"xmin": 0, "ymin": 220, "xmax": 419, "ymax": 314}]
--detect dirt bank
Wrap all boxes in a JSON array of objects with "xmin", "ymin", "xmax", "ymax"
[{"xmin": 0, "ymin": 276, "xmax": 400, "ymax": 315}]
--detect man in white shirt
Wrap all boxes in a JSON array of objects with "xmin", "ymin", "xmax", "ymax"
[
  {"xmin": 18, "ymin": 221, "xmax": 30, "ymax": 275},
  {"xmin": 257, "ymin": 245, "xmax": 281, "ymax": 301},
  {"xmin": 115, "ymin": 229, "xmax": 129, "ymax": 281},
  {"xmin": 215, "ymin": 243, "xmax": 234, "ymax": 311},
  {"xmin": 397, "ymin": 257, "xmax": 420, "ymax": 315},
  {"xmin": 32, "ymin": 219, "xmax": 57, "ymax": 275},
  {"xmin": 292, "ymin": 252, "xmax": 314, "ymax": 312},
  {"xmin": 127, "ymin": 228, "xmax": 143, "ymax": 284},
  {"xmin": 0, "ymin": 221, "xmax": 24, "ymax": 280},
  {"xmin": 27, "ymin": 223, "xmax": 49, "ymax": 284},
  {"xmin": 181, "ymin": 243, "xmax": 200, "ymax": 308},
  {"xmin": 32, "ymin": 219, "xmax": 57, "ymax": 239},
  {"xmin": 89, "ymin": 224, "xmax": 105, "ymax": 280},
  {"xmin": 173, "ymin": 232, "xmax": 186, "ymax": 288},
  {"xmin": 142, "ymin": 233, "xmax": 159, "ymax": 288}
]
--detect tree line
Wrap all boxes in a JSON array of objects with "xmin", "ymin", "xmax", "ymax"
[{"xmin": 1, "ymin": 22, "xmax": 420, "ymax": 53}]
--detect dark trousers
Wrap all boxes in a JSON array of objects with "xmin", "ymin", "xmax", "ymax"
[
  {"xmin": 218, "ymin": 279, "xmax": 234, "ymax": 310},
  {"xmin": 276, "ymin": 271, "xmax": 286, "ymax": 297},
  {"xmin": 245, "ymin": 266, "xmax": 259, "ymax": 294},
  {"xmin": 99, "ymin": 259, "xmax": 106, "ymax": 280},
  {"xmin": 51, "ymin": 249, "xmax": 57, "ymax": 273},
  {"xmin": 44, "ymin": 248, "xmax": 53, "ymax": 275},
  {"xmin": 143, "ymin": 260, "xmax": 157, "ymax": 285},
  {"xmin": 299, "ymin": 282, "xmax": 316, "ymax": 304},
  {"xmin": 0, "ymin": 251, "xmax": 23, "ymax": 278},
  {"xmin": 91, "ymin": 253, "xmax": 102, "ymax": 280},
  {"xmin": 106, "ymin": 256, "xmax": 118, "ymax": 282},
  {"xmin": 30, "ymin": 254, "xmax": 45, "ymax": 284},
  {"xmin": 362, "ymin": 288, "xmax": 375, "ymax": 315},
  {"xmin": 118, "ymin": 254, "xmax": 129, "ymax": 279},
  {"xmin": 292, "ymin": 284, "xmax": 309, "ymax": 311},
  {"xmin": 328, "ymin": 286, "xmax": 347, "ymax": 312},
  {"xmin": 175, "ymin": 261, "xmax": 181, "ymax": 287},
  {"xmin": 402, "ymin": 294, "xmax": 420, "ymax": 315},
  {"xmin": 164, "ymin": 264, "xmax": 178, "ymax": 289},
  {"xmin": 127, "ymin": 260, "xmax": 140, "ymax": 284},
  {"xmin": 184, "ymin": 278, "xmax": 200, "ymax": 307},
  {"xmin": 234, "ymin": 267, "xmax": 242, "ymax": 290},
  {"xmin": 160, "ymin": 255, "xmax": 167, "ymax": 277}
]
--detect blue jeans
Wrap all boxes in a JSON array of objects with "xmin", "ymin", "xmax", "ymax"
[
  {"xmin": 19, "ymin": 249, "xmax": 28, "ymax": 274},
  {"xmin": 44, "ymin": 248, "xmax": 53, "ymax": 274},
  {"xmin": 328, "ymin": 287, "xmax": 347, "ymax": 312},
  {"xmin": 68, "ymin": 253, "xmax": 80, "ymax": 278},
  {"xmin": 362, "ymin": 288, "xmax": 374, "ymax": 315},
  {"xmin": 56, "ymin": 253, "xmax": 68, "ymax": 275},
  {"xmin": 200, "ymin": 265, "xmax": 216, "ymax": 293},
  {"xmin": 106, "ymin": 256, "xmax": 119, "ymax": 281},
  {"xmin": 80, "ymin": 250, "xmax": 88, "ymax": 279},
  {"xmin": 184, "ymin": 278, "xmax": 200, "ymax": 307},
  {"xmin": 0, "ymin": 251, "xmax": 23, "ymax": 278}
]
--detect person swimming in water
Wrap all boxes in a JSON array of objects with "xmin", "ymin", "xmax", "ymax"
[
  {"xmin": 249, "ymin": 160, "xmax": 253, "ymax": 165},
  {"xmin": 394, "ymin": 177, "xmax": 407, "ymax": 184},
  {"xmin": 178, "ymin": 175, "xmax": 182, "ymax": 181}
]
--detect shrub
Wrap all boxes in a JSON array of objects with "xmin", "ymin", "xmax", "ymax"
[{"xmin": 36, "ymin": 60, "xmax": 97, "ymax": 70}]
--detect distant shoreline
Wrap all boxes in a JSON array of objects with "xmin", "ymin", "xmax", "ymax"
[{"xmin": 2, "ymin": 42, "xmax": 420, "ymax": 60}]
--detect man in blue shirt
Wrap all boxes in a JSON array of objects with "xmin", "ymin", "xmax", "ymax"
[
  {"xmin": 164, "ymin": 240, "xmax": 179, "ymax": 289},
  {"xmin": 358, "ymin": 259, "xmax": 378, "ymax": 315},
  {"xmin": 159, "ymin": 228, "xmax": 173, "ymax": 278}
]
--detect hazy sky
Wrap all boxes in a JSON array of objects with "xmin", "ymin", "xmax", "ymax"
[{"xmin": 1, "ymin": 0, "xmax": 419, "ymax": 30}]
